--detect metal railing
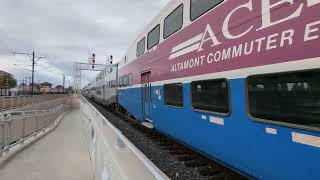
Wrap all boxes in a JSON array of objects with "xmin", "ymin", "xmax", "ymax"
[
  {"xmin": 0, "ymin": 104, "xmax": 64, "ymax": 156},
  {"xmin": 0, "ymin": 94, "xmax": 67, "ymax": 112}
]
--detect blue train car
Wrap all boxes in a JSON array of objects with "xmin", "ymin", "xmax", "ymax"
[{"xmin": 88, "ymin": 0, "xmax": 320, "ymax": 179}]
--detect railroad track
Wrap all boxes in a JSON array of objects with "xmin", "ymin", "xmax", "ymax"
[
  {"xmin": 127, "ymin": 122, "xmax": 246, "ymax": 180},
  {"xmin": 86, "ymin": 97, "xmax": 248, "ymax": 180}
]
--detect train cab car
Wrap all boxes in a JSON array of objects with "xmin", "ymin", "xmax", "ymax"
[{"xmin": 89, "ymin": 0, "xmax": 320, "ymax": 179}]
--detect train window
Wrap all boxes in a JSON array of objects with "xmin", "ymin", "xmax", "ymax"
[
  {"xmin": 147, "ymin": 25, "xmax": 160, "ymax": 50},
  {"xmin": 164, "ymin": 83, "xmax": 183, "ymax": 107},
  {"xmin": 119, "ymin": 77, "xmax": 123, "ymax": 87},
  {"xmin": 122, "ymin": 77, "xmax": 124, "ymax": 87},
  {"xmin": 247, "ymin": 70, "xmax": 320, "ymax": 130},
  {"xmin": 190, "ymin": 0, "xmax": 223, "ymax": 21},
  {"xmin": 124, "ymin": 75, "xmax": 128, "ymax": 86},
  {"xmin": 128, "ymin": 74, "xmax": 133, "ymax": 86},
  {"xmin": 191, "ymin": 79, "xmax": 230, "ymax": 115},
  {"xmin": 164, "ymin": 4, "xmax": 183, "ymax": 39},
  {"xmin": 121, "ymin": 77, "xmax": 124, "ymax": 87},
  {"xmin": 136, "ymin": 37, "xmax": 145, "ymax": 57}
]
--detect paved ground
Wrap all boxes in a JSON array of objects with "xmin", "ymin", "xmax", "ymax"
[{"xmin": 0, "ymin": 109, "xmax": 93, "ymax": 180}]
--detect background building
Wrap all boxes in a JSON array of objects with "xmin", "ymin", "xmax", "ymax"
[
  {"xmin": 0, "ymin": 70, "xmax": 17, "ymax": 96},
  {"xmin": 40, "ymin": 82, "xmax": 52, "ymax": 94}
]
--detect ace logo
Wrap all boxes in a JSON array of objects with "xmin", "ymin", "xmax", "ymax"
[{"xmin": 169, "ymin": 0, "xmax": 320, "ymax": 61}]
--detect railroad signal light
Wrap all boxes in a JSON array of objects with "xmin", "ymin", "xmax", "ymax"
[
  {"xmin": 92, "ymin": 65, "xmax": 95, "ymax": 70},
  {"xmin": 92, "ymin": 53, "xmax": 96, "ymax": 64}
]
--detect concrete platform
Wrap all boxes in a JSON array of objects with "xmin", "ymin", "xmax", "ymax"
[{"xmin": 0, "ymin": 109, "xmax": 93, "ymax": 180}]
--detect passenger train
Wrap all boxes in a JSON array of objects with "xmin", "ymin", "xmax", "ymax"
[{"xmin": 83, "ymin": 0, "xmax": 320, "ymax": 179}]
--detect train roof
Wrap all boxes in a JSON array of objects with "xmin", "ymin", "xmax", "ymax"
[{"xmin": 118, "ymin": 0, "xmax": 181, "ymax": 68}]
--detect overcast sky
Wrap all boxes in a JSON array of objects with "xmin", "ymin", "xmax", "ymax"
[{"xmin": 0, "ymin": 0, "xmax": 169, "ymax": 87}]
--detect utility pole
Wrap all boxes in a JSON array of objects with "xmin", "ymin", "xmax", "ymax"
[
  {"xmin": 22, "ymin": 79, "xmax": 26, "ymax": 95},
  {"xmin": 31, "ymin": 51, "xmax": 35, "ymax": 95},
  {"xmin": 13, "ymin": 51, "xmax": 46, "ymax": 95},
  {"xmin": 63, "ymin": 74, "xmax": 65, "ymax": 93}
]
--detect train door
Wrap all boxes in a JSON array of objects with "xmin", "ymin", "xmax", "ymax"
[{"xmin": 141, "ymin": 72, "xmax": 152, "ymax": 122}]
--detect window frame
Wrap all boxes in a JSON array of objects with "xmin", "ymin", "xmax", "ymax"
[
  {"xmin": 190, "ymin": 0, "xmax": 224, "ymax": 21},
  {"xmin": 163, "ymin": 83, "xmax": 184, "ymax": 108},
  {"xmin": 190, "ymin": 78, "xmax": 231, "ymax": 116},
  {"xmin": 120, "ymin": 77, "xmax": 123, "ymax": 87},
  {"xmin": 124, "ymin": 75, "xmax": 128, "ymax": 86},
  {"xmin": 128, "ymin": 73, "xmax": 133, "ymax": 86},
  {"xmin": 136, "ymin": 37, "xmax": 146, "ymax": 57},
  {"xmin": 246, "ymin": 69, "xmax": 320, "ymax": 133},
  {"xmin": 163, "ymin": 4, "xmax": 184, "ymax": 39},
  {"xmin": 147, "ymin": 24, "xmax": 160, "ymax": 50}
]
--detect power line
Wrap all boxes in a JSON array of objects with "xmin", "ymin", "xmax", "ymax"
[
  {"xmin": 0, "ymin": 40, "xmax": 16, "ymax": 55},
  {"xmin": 0, "ymin": 41, "xmax": 10, "ymax": 49},
  {"xmin": 12, "ymin": 51, "xmax": 46, "ymax": 95},
  {"xmin": 11, "ymin": 51, "xmax": 68, "ymax": 91}
]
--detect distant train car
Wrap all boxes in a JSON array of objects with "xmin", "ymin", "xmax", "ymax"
[
  {"xmin": 84, "ymin": 64, "xmax": 118, "ymax": 105},
  {"xmin": 83, "ymin": 82, "xmax": 94, "ymax": 99},
  {"xmin": 86, "ymin": 0, "xmax": 320, "ymax": 179}
]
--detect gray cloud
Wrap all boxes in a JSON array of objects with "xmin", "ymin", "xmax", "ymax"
[{"xmin": 0, "ymin": 0, "xmax": 169, "ymax": 86}]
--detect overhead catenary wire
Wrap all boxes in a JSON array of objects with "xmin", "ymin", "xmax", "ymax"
[
  {"xmin": 0, "ymin": 40, "xmax": 65, "ymax": 89},
  {"xmin": 1, "ymin": 39, "xmax": 70, "ymax": 91},
  {"xmin": 0, "ymin": 40, "xmax": 10, "ymax": 49},
  {"xmin": 12, "ymin": 51, "xmax": 46, "ymax": 95}
]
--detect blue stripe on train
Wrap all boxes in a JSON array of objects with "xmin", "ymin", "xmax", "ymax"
[{"xmin": 118, "ymin": 78, "xmax": 320, "ymax": 180}]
